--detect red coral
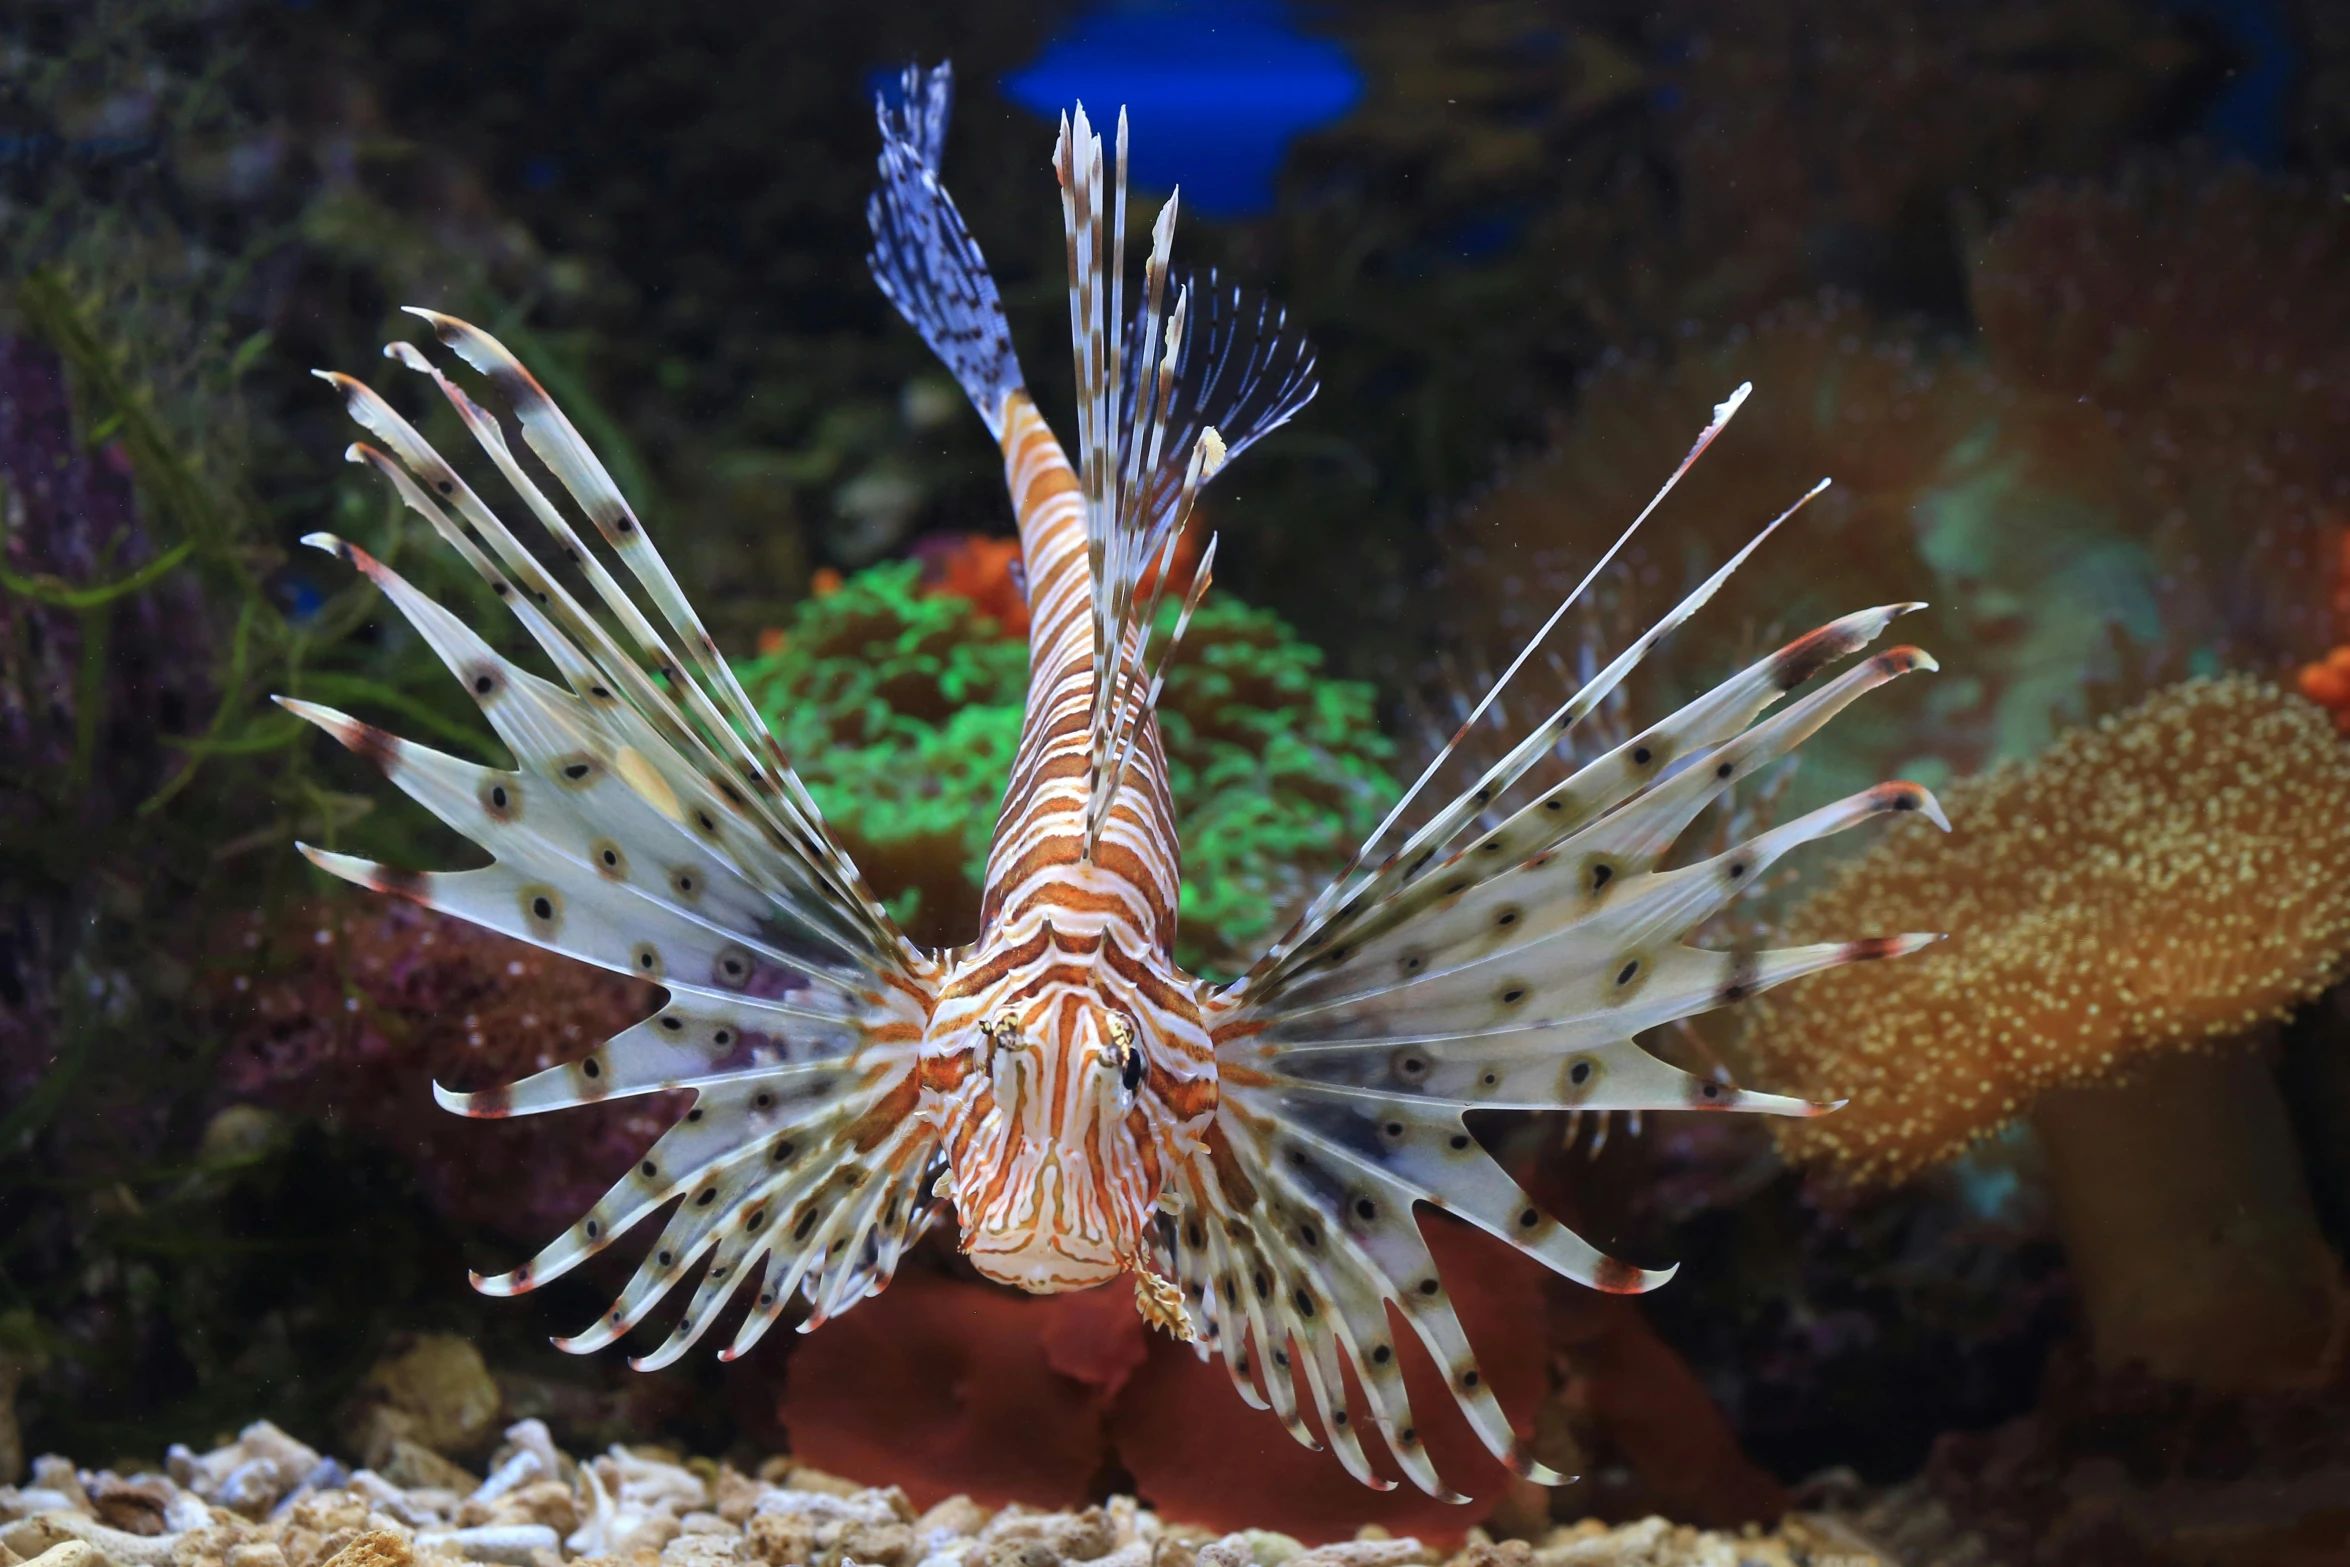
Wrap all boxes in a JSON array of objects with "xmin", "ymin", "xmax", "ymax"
[
  {"xmin": 779, "ymin": 1216, "xmax": 1550, "ymax": 1545},
  {"xmin": 1546, "ymin": 1290, "xmax": 1787, "ymax": 1528},
  {"xmin": 1110, "ymin": 1215, "xmax": 1549, "ymax": 1545},
  {"xmin": 778, "ymin": 1270, "xmax": 1130, "ymax": 1512}
]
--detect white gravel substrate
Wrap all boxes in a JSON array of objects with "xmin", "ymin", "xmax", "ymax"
[{"xmin": 0, "ymin": 1422, "xmax": 1890, "ymax": 1567}]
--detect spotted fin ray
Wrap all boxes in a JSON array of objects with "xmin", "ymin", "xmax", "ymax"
[
  {"xmin": 1159, "ymin": 416, "xmax": 1945, "ymax": 1492},
  {"xmin": 287, "ymin": 320, "xmax": 942, "ymax": 1359}
]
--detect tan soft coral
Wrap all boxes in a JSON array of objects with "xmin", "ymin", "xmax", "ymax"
[
  {"xmin": 1739, "ymin": 675, "xmax": 2350, "ymax": 1386},
  {"xmin": 1441, "ymin": 294, "xmax": 2125, "ymax": 797},
  {"xmin": 1969, "ymin": 158, "xmax": 2350, "ymax": 690},
  {"xmin": 1741, "ymin": 675, "xmax": 2350, "ymax": 1181}
]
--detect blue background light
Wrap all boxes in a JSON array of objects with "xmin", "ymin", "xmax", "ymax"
[{"xmin": 1002, "ymin": 0, "xmax": 1363, "ymax": 219}]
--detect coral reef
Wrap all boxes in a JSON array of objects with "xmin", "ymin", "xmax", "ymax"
[
  {"xmin": 1738, "ymin": 676, "xmax": 2350, "ymax": 1387},
  {"xmin": 1925, "ymin": 1347, "xmax": 2350, "ymax": 1566},
  {"xmin": 1738, "ymin": 675, "xmax": 2350, "ymax": 1183},
  {"xmin": 735, "ymin": 557, "xmax": 1397, "ymax": 973},
  {"xmin": 10, "ymin": 0, "xmax": 2342, "ymax": 1523},
  {"xmin": 779, "ymin": 1220, "xmax": 1549, "ymax": 1546},
  {"xmin": 1444, "ymin": 157, "xmax": 2350, "ymax": 808},
  {"xmin": 1630, "ymin": 1127, "xmax": 2072, "ymax": 1499}
]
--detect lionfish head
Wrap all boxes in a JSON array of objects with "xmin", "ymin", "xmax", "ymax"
[{"xmin": 936, "ymin": 983, "xmax": 1183, "ymax": 1295}]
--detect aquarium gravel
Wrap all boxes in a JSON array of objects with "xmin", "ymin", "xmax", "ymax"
[{"xmin": 0, "ymin": 1422, "xmax": 1891, "ymax": 1567}]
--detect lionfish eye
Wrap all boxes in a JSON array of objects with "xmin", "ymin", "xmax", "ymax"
[
  {"xmin": 1108, "ymin": 1014, "xmax": 1144, "ymax": 1094},
  {"xmin": 981, "ymin": 1012, "xmax": 1023, "ymax": 1049}
]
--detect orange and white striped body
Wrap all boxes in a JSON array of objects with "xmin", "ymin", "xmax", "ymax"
[{"xmin": 920, "ymin": 390, "xmax": 1217, "ymax": 1297}]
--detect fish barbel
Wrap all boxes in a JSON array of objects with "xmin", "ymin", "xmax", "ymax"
[{"xmin": 281, "ymin": 60, "xmax": 1946, "ymax": 1497}]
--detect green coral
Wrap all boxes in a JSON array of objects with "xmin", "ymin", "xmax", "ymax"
[
  {"xmin": 734, "ymin": 562, "xmax": 1027, "ymax": 941},
  {"xmin": 734, "ymin": 562, "xmax": 1399, "ymax": 976},
  {"xmin": 1156, "ymin": 598, "xmax": 1401, "ymax": 970}
]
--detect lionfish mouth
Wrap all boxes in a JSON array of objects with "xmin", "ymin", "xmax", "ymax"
[{"xmin": 963, "ymin": 1230, "xmax": 1127, "ymax": 1294}]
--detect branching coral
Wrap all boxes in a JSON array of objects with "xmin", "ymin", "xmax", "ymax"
[
  {"xmin": 735, "ymin": 555, "xmax": 1397, "ymax": 972},
  {"xmin": 1738, "ymin": 676, "xmax": 2350, "ymax": 1386}
]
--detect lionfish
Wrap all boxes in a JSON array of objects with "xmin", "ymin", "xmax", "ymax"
[{"xmin": 283, "ymin": 63, "xmax": 1945, "ymax": 1497}]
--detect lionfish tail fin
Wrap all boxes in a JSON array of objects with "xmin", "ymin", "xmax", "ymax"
[
  {"xmin": 878, "ymin": 58, "xmax": 952, "ymax": 173},
  {"xmin": 867, "ymin": 59, "xmax": 1023, "ymax": 437},
  {"xmin": 289, "ymin": 327, "xmax": 945, "ymax": 1365}
]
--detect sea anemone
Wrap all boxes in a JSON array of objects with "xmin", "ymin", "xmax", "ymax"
[{"xmin": 1738, "ymin": 676, "xmax": 2350, "ymax": 1388}]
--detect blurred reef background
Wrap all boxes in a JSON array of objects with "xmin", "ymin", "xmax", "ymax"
[{"xmin": 5, "ymin": 1, "xmax": 2350, "ymax": 1563}]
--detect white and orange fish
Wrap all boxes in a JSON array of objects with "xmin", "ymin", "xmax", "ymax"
[{"xmin": 283, "ymin": 62, "xmax": 1946, "ymax": 1498}]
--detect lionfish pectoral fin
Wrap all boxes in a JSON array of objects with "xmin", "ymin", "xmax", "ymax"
[
  {"xmin": 1166, "ymin": 1106, "xmax": 1555, "ymax": 1498},
  {"xmin": 1199, "ymin": 456, "xmax": 1949, "ymax": 1494},
  {"xmin": 294, "ymin": 315, "xmax": 942, "ymax": 1368}
]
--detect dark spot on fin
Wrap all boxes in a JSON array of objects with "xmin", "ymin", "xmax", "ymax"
[
  {"xmin": 371, "ymin": 864, "xmax": 430, "ymax": 901},
  {"xmin": 1593, "ymin": 1256, "xmax": 1646, "ymax": 1294},
  {"xmin": 1770, "ymin": 618, "xmax": 1866, "ymax": 690}
]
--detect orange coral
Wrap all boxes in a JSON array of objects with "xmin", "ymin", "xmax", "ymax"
[
  {"xmin": 903, "ymin": 528, "xmax": 1207, "ymax": 644},
  {"xmin": 1738, "ymin": 676, "xmax": 2350, "ymax": 1387},
  {"xmin": 910, "ymin": 531, "xmax": 1029, "ymax": 636}
]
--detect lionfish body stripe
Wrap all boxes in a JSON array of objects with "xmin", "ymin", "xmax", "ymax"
[{"xmin": 283, "ymin": 59, "xmax": 1948, "ymax": 1495}]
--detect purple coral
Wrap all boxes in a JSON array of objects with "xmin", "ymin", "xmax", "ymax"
[{"xmin": 211, "ymin": 897, "xmax": 675, "ymax": 1243}]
